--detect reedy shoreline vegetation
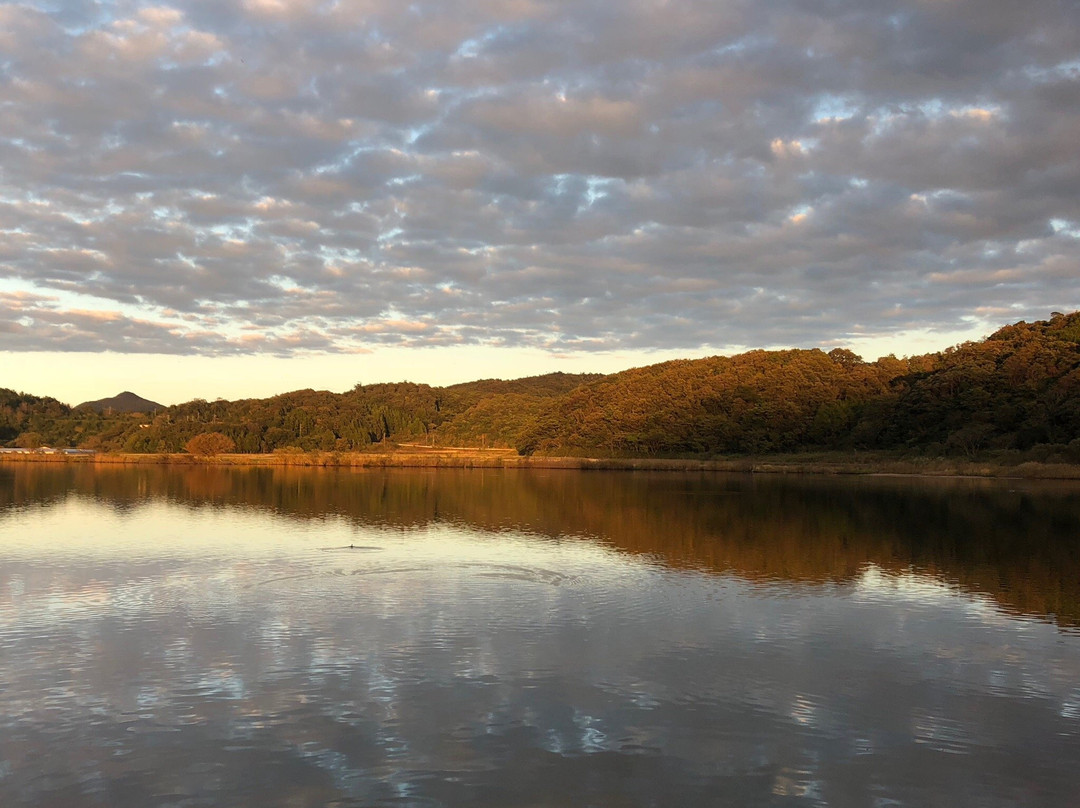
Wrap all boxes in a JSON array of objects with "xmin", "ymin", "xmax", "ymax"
[
  {"xmin": 3, "ymin": 448, "xmax": 1080, "ymax": 479},
  {"xmin": 3, "ymin": 311, "xmax": 1079, "ymax": 469}
]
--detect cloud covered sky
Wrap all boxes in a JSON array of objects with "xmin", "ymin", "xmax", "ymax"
[{"xmin": 1, "ymin": 0, "xmax": 1079, "ymax": 399}]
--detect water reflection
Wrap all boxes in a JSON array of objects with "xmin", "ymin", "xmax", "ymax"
[
  {"xmin": 1, "ymin": 465, "xmax": 1079, "ymax": 807},
  {"xmin": 3, "ymin": 464, "xmax": 1079, "ymax": 627}
]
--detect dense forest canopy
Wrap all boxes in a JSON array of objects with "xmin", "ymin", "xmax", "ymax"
[{"xmin": 3, "ymin": 312, "xmax": 1079, "ymax": 461}]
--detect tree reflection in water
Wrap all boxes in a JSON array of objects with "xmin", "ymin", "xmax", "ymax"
[
  {"xmin": 3, "ymin": 463, "xmax": 1079, "ymax": 627},
  {"xmin": 1, "ymin": 464, "xmax": 1079, "ymax": 807}
]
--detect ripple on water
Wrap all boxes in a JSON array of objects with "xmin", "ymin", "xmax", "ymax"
[{"xmin": 3, "ymin": 475, "xmax": 1080, "ymax": 808}]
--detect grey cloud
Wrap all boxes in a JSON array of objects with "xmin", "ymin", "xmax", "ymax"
[
  {"xmin": 1, "ymin": 0, "xmax": 1077, "ymax": 357},
  {"xmin": 0, "ymin": 290, "xmax": 351, "ymax": 354}
]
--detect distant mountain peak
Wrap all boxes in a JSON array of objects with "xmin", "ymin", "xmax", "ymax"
[{"xmin": 77, "ymin": 391, "xmax": 164, "ymax": 414}]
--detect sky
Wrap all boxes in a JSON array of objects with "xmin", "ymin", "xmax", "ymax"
[{"xmin": 1, "ymin": 0, "xmax": 1078, "ymax": 405}]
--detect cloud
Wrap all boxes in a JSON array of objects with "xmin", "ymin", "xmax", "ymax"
[{"xmin": 1, "ymin": 0, "xmax": 1077, "ymax": 357}]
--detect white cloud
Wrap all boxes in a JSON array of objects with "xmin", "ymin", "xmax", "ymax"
[{"xmin": 0, "ymin": 0, "xmax": 1075, "ymax": 368}]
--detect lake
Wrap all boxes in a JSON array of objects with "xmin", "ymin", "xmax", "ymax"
[{"xmin": 1, "ymin": 464, "xmax": 1079, "ymax": 807}]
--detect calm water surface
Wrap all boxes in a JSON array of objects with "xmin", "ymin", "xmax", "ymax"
[{"xmin": 1, "ymin": 464, "xmax": 1079, "ymax": 807}]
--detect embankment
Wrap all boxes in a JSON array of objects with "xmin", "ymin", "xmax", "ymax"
[{"xmin": 3, "ymin": 450, "xmax": 1080, "ymax": 479}]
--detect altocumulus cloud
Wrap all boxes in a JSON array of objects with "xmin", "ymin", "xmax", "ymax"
[{"xmin": 0, "ymin": 0, "xmax": 1078, "ymax": 356}]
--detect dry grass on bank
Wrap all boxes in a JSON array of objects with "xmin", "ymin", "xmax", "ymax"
[{"xmin": 4, "ymin": 447, "xmax": 1080, "ymax": 479}]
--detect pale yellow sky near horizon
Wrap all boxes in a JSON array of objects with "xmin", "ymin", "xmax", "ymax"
[{"xmin": 2, "ymin": 322, "xmax": 991, "ymax": 406}]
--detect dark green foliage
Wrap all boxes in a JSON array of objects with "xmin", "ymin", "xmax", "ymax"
[
  {"xmin": 437, "ymin": 394, "xmax": 548, "ymax": 448},
  {"xmin": 76, "ymin": 391, "xmax": 164, "ymax": 414},
  {"xmin": 0, "ymin": 390, "xmax": 79, "ymax": 445},
  {"xmin": 0, "ymin": 373, "xmax": 603, "ymax": 453},
  {"xmin": 3, "ymin": 313, "xmax": 1079, "ymax": 459},
  {"xmin": 515, "ymin": 349, "xmax": 901, "ymax": 455},
  {"xmin": 854, "ymin": 313, "xmax": 1080, "ymax": 454}
]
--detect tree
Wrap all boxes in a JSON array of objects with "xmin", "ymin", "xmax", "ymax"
[
  {"xmin": 828, "ymin": 348, "xmax": 863, "ymax": 366},
  {"xmin": 14, "ymin": 432, "xmax": 43, "ymax": 449},
  {"xmin": 185, "ymin": 432, "xmax": 236, "ymax": 457},
  {"xmin": 947, "ymin": 423, "xmax": 995, "ymax": 458}
]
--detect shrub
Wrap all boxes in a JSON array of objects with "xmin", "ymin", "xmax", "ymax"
[{"xmin": 184, "ymin": 432, "xmax": 236, "ymax": 457}]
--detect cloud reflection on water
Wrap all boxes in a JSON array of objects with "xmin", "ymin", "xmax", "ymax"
[{"xmin": 1, "ymin": 466, "xmax": 1079, "ymax": 806}]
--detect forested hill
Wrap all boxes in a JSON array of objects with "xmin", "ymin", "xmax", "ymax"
[
  {"xmin": 2, "ymin": 312, "xmax": 1079, "ymax": 461},
  {"xmin": 76, "ymin": 391, "xmax": 164, "ymax": 414},
  {"xmin": 517, "ymin": 311, "xmax": 1080, "ymax": 458},
  {"xmin": 0, "ymin": 372, "xmax": 603, "ymax": 454}
]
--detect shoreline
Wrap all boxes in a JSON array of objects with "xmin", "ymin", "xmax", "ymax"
[{"xmin": 3, "ymin": 450, "xmax": 1080, "ymax": 479}]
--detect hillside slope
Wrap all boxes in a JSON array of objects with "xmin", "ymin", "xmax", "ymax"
[
  {"xmin": 77, "ymin": 391, "xmax": 164, "ymax": 414},
  {"xmin": 3, "ymin": 313, "xmax": 1078, "ymax": 461}
]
